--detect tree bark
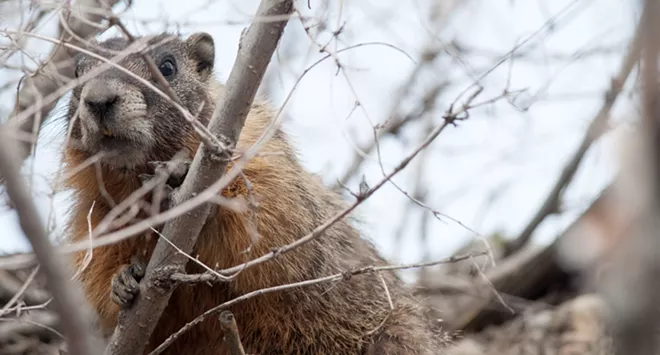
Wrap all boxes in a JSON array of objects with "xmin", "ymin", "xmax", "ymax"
[{"xmin": 102, "ymin": 1, "xmax": 294, "ymax": 354}]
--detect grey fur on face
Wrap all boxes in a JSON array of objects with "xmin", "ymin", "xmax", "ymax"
[
  {"xmin": 66, "ymin": 32, "xmax": 217, "ymax": 170},
  {"xmin": 76, "ymin": 77, "xmax": 152, "ymax": 168}
]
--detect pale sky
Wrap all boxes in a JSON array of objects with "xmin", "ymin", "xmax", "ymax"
[{"xmin": 0, "ymin": 0, "xmax": 637, "ymax": 274}]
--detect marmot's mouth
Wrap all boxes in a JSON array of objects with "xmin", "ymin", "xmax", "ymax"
[{"xmin": 102, "ymin": 128, "xmax": 114, "ymax": 137}]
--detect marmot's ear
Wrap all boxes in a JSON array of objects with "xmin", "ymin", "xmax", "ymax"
[{"xmin": 186, "ymin": 32, "xmax": 215, "ymax": 80}]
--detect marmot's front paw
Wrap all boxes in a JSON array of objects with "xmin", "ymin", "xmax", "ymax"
[
  {"xmin": 140, "ymin": 159, "xmax": 191, "ymax": 211},
  {"xmin": 111, "ymin": 262, "xmax": 146, "ymax": 309}
]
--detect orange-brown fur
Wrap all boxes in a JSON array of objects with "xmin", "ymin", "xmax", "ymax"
[{"xmin": 61, "ymin": 33, "xmax": 443, "ymax": 355}]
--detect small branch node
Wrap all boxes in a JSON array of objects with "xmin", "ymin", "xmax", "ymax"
[{"xmin": 219, "ymin": 311, "xmax": 246, "ymax": 355}]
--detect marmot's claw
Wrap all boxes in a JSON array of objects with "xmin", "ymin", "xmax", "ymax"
[
  {"xmin": 164, "ymin": 159, "xmax": 191, "ymax": 189},
  {"xmin": 110, "ymin": 262, "xmax": 146, "ymax": 309},
  {"xmin": 141, "ymin": 159, "xmax": 192, "ymax": 211}
]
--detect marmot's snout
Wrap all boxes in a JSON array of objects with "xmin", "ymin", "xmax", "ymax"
[
  {"xmin": 79, "ymin": 77, "xmax": 148, "ymax": 139},
  {"xmin": 76, "ymin": 76, "xmax": 153, "ymax": 168},
  {"xmin": 82, "ymin": 80, "xmax": 120, "ymax": 127}
]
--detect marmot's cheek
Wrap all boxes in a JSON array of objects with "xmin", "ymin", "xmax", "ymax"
[
  {"xmin": 109, "ymin": 94, "xmax": 152, "ymax": 144},
  {"xmin": 120, "ymin": 118, "xmax": 156, "ymax": 149}
]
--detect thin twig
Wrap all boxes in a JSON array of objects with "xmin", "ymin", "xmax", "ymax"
[
  {"xmin": 154, "ymin": 252, "xmax": 483, "ymax": 355},
  {"xmin": 0, "ymin": 42, "xmax": 417, "ymax": 271},
  {"xmin": 364, "ymin": 273, "xmax": 393, "ymax": 336},
  {"xmin": 0, "ymin": 266, "xmax": 39, "ymax": 317},
  {"xmin": 504, "ymin": 16, "xmax": 643, "ymax": 256},
  {"xmin": 213, "ymin": 89, "xmax": 493, "ymax": 278}
]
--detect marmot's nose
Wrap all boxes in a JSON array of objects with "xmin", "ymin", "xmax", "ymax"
[{"xmin": 83, "ymin": 84, "xmax": 119, "ymax": 122}]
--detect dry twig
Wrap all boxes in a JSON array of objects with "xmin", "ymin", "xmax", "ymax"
[
  {"xmin": 504, "ymin": 13, "xmax": 643, "ymax": 256},
  {"xmin": 0, "ymin": 131, "xmax": 101, "ymax": 355},
  {"xmin": 153, "ymin": 252, "xmax": 483, "ymax": 354}
]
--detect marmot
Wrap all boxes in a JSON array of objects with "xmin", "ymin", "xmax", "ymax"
[{"xmin": 60, "ymin": 31, "xmax": 444, "ymax": 355}]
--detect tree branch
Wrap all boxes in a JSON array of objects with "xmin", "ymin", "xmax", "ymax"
[
  {"xmin": 102, "ymin": 1, "xmax": 295, "ymax": 354},
  {"xmin": 0, "ymin": 131, "xmax": 102, "ymax": 355},
  {"xmin": 151, "ymin": 252, "xmax": 482, "ymax": 355},
  {"xmin": 503, "ymin": 15, "xmax": 643, "ymax": 256}
]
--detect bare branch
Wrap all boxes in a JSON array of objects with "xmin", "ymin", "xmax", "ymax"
[
  {"xmin": 102, "ymin": 1, "xmax": 295, "ymax": 354},
  {"xmin": 153, "ymin": 252, "xmax": 483, "ymax": 354},
  {"xmin": 212, "ymin": 89, "xmax": 494, "ymax": 278},
  {"xmin": 504, "ymin": 15, "xmax": 643, "ymax": 256},
  {"xmin": 0, "ymin": 130, "xmax": 102, "ymax": 355},
  {"xmin": 0, "ymin": 310, "xmax": 61, "ymax": 344},
  {"xmin": 172, "ymin": 252, "xmax": 485, "ymax": 285}
]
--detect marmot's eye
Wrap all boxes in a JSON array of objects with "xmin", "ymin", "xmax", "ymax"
[
  {"xmin": 159, "ymin": 57, "xmax": 177, "ymax": 78},
  {"xmin": 74, "ymin": 65, "xmax": 80, "ymax": 79}
]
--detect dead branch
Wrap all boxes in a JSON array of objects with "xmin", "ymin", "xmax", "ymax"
[
  {"xmin": 503, "ymin": 13, "xmax": 643, "ymax": 256},
  {"xmin": 171, "ymin": 252, "xmax": 485, "ymax": 285},
  {"xmin": 4, "ymin": 0, "xmax": 122, "ymax": 178},
  {"xmin": 0, "ymin": 310, "xmax": 60, "ymax": 344},
  {"xmin": 329, "ymin": 0, "xmax": 472, "ymax": 188},
  {"xmin": 0, "ymin": 266, "xmax": 41, "ymax": 317},
  {"xmin": 102, "ymin": 1, "xmax": 295, "ymax": 354},
  {"xmin": 0, "ymin": 268, "xmax": 49, "ymax": 313},
  {"xmin": 219, "ymin": 311, "xmax": 246, "ymax": 355},
  {"xmin": 206, "ymin": 89, "xmax": 496, "ymax": 279},
  {"xmin": 333, "ymin": 56, "xmax": 444, "ymax": 189},
  {"xmin": 152, "ymin": 252, "xmax": 482, "ymax": 355},
  {"xmin": 0, "ymin": 131, "xmax": 101, "ymax": 354}
]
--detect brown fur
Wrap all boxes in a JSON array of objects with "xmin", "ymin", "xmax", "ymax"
[{"xmin": 61, "ymin": 32, "xmax": 444, "ymax": 354}]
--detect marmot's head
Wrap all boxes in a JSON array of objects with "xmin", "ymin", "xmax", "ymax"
[{"xmin": 66, "ymin": 32, "xmax": 216, "ymax": 170}]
